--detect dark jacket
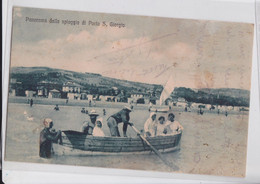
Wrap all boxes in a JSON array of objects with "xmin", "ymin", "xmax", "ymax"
[
  {"xmin": 111, "ymin": 109, "xmax": 130, "ymax": 124},
  {"xmin": 82, "ymin": 121, "xmax": 95, "ymax": 135},
  {"xmin": 39, "ymin": 128, "xmax": 60, "ymax": 158}
]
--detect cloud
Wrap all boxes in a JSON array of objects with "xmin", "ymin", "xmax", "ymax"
[{"xmin": 10, "ymin": 23, "xmax": 252, "ymax": 90}]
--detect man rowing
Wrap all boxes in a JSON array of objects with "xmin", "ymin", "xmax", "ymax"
[{"xmin": 107, "ymin": 106, "xmax": 133, "ymax": 137}]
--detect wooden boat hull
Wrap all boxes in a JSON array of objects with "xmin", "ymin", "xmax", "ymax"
[{"xmin": 57, "ymin": 130, "xmax": 182, "ymax": 153}]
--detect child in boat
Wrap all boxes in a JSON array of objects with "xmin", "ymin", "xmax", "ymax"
[
  {"xmin": 93, "ymin": 118, "xmax": 105, "ymax": 137},
  {"xmin": 144, "ymin": 112, "xmax": 157, "ymax": 137},
  {"xmin": 156, "ymin": 116, "xmax": 168, "ymax": 136}
]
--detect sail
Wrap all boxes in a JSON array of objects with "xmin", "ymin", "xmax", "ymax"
[{"xmin": 159, "ymin": 75, "xmax": 175, "ymax": 105}]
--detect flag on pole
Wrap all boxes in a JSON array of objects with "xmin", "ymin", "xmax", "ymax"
[{"xmin": 159, "ymin": 75, "xmax": 175, "ymax": 105}]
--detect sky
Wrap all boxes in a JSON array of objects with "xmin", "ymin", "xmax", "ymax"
[{"xmin": 10, "ymin": 7, "xmax": 254, "ymax": 90}]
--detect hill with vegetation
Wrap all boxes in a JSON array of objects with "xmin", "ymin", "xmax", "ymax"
[
  {"xmin": 10, "ymin": 67, "xmax": 250, "ymax": 107},
  {"xmin": 10, "ymin": 67, "xmax": 161, "ymax": 96}
]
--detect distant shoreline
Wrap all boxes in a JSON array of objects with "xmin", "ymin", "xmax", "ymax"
[
  {"xmin": 8, "ymin": 96, "xmax": 248, "ymax": 115},
  {"xmin": 8, "ymin": 96, "xmax": 161, "ymax": 110}
]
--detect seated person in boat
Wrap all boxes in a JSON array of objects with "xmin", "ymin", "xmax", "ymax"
[
  {"xmin": 107, "ymin": 106, "xmax": 133, "ymax": 137},
  {"xmin": 156, "ymin": 116, "xmax": 168, "ymax": 136},
  {"xmin": 165, "ymin": 113, "xmax": 183, "ymax": 134},
  {"xmin": 54, "ymin": 104, "xmax": 59, "ymax": 111},
  {"xmin": 144, "ymin": 112, "xmax": 158, "ymax": 137},
  {"xmin": 82, "ymin": 110, "xmax": 99, "ymax": 135},
  {"xmin": 39, "ymin": 118, "xmax": 62, "ymax": 158},
  {"xmin": 93, "ymin": 118, "xmax": 105, "ymax": 137}
]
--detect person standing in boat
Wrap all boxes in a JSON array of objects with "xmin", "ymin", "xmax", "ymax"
[
  {"xmin": 82, "ymin": 110, "xmax": 99, "ymax": 135},
  {"xmin": 107, "ymin": 106, "xmax": 133, "ymax": 137},
  {"xmin": 93, "ymin": 118, "xmax": 105, "ymax": 137},
  {"xmin": 39, "ymin": 118, "xmax": 62, "ymax": 158},
  {"xmin": 144, "ymin": 112, "xmax": 158, "ymax": 137},
  {"xmin": 165, "ymin": 113, "xmax": 183, "ymax": 134}
]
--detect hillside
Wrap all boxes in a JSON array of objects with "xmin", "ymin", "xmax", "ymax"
[
  {"xmin": 199, "ymin": 88, "xmax": 250, "ymax": 99},
  {"xmin": 10, "ymin": 66, "xmax": 161, "ymax": 93},
  {"xmin": 10, "ymin": 67, "xmax": 250, "ymax": 107}
]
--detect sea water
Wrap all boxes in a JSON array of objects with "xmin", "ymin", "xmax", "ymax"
[{"xmin": 4, "ymin": 103, "xmax": 248, "ymax": 177}]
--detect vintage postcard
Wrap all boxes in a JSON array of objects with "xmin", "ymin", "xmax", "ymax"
[{"xmin": 5, "ymin": 7, "xmax": 254, "ymax": 177}]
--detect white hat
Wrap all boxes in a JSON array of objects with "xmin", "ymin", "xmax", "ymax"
[
  {"xmin": 89, "ymin": 110, "xmax": 99, "ymax": 116},
  {"xmin": 96, "ymin": 118, "xmax": 103, "ymax": 125},
  {"xmin": 123, "ymin": 106, "xmax": 132, "ymax": 112}
]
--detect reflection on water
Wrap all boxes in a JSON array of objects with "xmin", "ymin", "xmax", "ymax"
[{"xmin": 5, "ymin": 103, "xmax": 248, "ymax": 177}]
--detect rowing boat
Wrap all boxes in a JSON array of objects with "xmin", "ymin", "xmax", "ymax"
[{"xmin": 55, "ymin": 130, "xmax": 182, "ymax": 154}]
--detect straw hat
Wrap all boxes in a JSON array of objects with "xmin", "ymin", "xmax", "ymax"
[
  {"xmin": 89, "ymin": 110, "xmax": 99, "ymax": 116},
  {"xmin": 123, "ymin": 106, "xmax": 132, "ymax": 112}
]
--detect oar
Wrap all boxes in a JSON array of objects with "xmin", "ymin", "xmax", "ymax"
[{"xmin": 130, "ymin": 125, "xmax": 179, "ymax": 170}]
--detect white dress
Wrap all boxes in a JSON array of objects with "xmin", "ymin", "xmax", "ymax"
[
  {"xmin": 144, "ymin": 118, "xmax": 158, "ymax": 137},
  {"xmin": 93, "ymin": 127, "xmax": 105, "ymax": 137},
  {"xmin": 165, "ymin": 120, "xmax": 183, "ymax": 135},
  {"xmin": 156, "ymin": 123, "xmax": 168, "ymax": 136}
]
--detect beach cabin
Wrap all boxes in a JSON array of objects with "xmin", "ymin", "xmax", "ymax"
[
  {"xmin": 37, "ymin": 86, "xmax": 48, "ymax": 97},
  {"xmin": 205, "ymin": 104, "xmax": 211, "ymax": 110},
  {"xmin": 176, "ymin": 97, "xmax": 187, "ymax": 107},
  {"xmin": 80, "ymin": 93, "xmax": 88, "ymax": 100},
  {"xmin": 227, "ymin": 106, "xmax": 234, "ymax": 111},
  {"xmin": 67, "ymin": 92, "xmax": 80, "ymax": 100},
  {"xmin": 9, "ymin": 89, "xmax": 16, "ymax": 96},
  {"xmin": 239, "ymin": 106, "xmax": 249, "ymax": 111},
  {"xmin": 144, "ymin": 98, "xmax": 150, "ymax": 104},
  {"xmin": 87, "ymin": 94, "xmax": 94, "ymax": 101},
  {"xmin": 99, "ymin": 95, "xmax": 105, "ymax": 102},
  {"xmin": 128, "ymin": 98, "xmax": 134, "ymax": 104},
  {"xmin": 233, "ymin": 106, "xmax": 240, "ymax": 111},
  {"xmin": 25, "ymin": 90, "xmax": 36, "ymax": 97},
  {"xmin": 48, "ymin": 89, "xmax": 61, "ymax": 99}
]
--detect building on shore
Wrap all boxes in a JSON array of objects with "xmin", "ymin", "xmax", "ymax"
[
  {"xmin": 37, "ymin": 81, "xmax": 62, "ymax": 98},
  {"xmin": 9, "ymin": 78, "xmax": 23, "ymax": 96},
  {"xmin": 48, "ymin": 89, "xmax": 61, "ymax": 99},
  {"xmin": 25, "ymin": 90, "xmax": 36, "ymax": 97},
  {"xmin": 128, "ymin": 92, "xmax": 149, "ymax": 104},
  {"xmin": 67, "ymin": 92, "xmax": 80, "ymax": 100},
  {"xmin": 62, "ymin": 81, "xmax": 83, "ymax": 100},
  {"xmin": 62, "ymin": 81, "xmax": 82, "ymax": 93},
  {"xmin": 173, "ymin": 97, "xmax": 187, "ymax": 107}
]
